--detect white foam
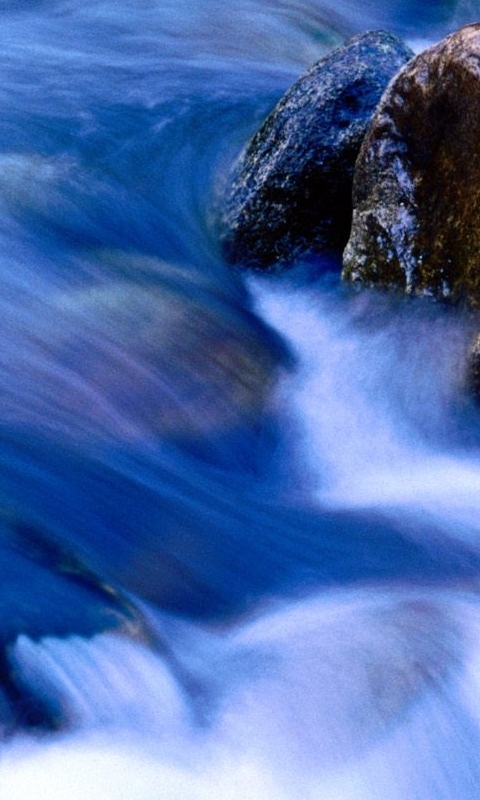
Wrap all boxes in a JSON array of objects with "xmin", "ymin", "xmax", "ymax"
[
  {"xmin": 4, "ymin": 588, "xmax": 480, "ymax": 800},
  {"xmin": 251, "ymin": 279, "xmax": 480, "ymax": 540}
]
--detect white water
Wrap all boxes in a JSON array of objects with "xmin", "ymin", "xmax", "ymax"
[
  {"xmin": 4, "ymin": 587, "xmax": 480, "ymax": 799},
  {"xmin": 254, "ymin": 279, "xmax": 480, "ymax": 538},
  {"xmin": 4, "ymin": 276, "xmax": 480, "ymax": 798},
  {"xmin": 0, "ymin": 0, "xmax": 479, "ymax": 798}
]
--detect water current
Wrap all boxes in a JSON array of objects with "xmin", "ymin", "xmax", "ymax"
[{"xmin": 0, "ymin": 1, "xmax": 480, "ymax": 798}]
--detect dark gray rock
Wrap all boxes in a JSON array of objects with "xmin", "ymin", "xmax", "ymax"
[
  {"xmin": 0, "ymin": 510, "xmax": 148, "ymax": 733},
  {"xmin": 220, "ymin": 30, "xmax": 413, "ymax": 270},
  {"xmin": 342, "ymin": 24, "xmax": 480, "ymax": 307}
]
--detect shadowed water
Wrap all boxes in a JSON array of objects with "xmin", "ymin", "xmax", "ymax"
[{"xmin": 0, "ymin": 0, "xmax": 479, "ymax": 798}]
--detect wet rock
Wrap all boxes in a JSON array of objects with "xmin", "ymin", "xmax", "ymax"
[
  {"xmin": 0, "ymin": 510, "xmax": 150, "ymax": 734},
  {"xmin": 5, "ymin": 255, "xmax": 287, "ymax": 467},
  {"xmin": 223, "ymin": 591, "xmax": 465, "ymax": 771},
  {"xmin": 220, "ymin": 30, "xmax": 413, "ymax": 269},
  {"xmin": 0, "ymin": 513, "xmax": 144, "ymax": 647},
  {"xmin": 343, "ymin": 24, "xmax": 480, "ymax": 307},
  {"xmin": 466, "ymin": 333, "xmax": 480, "ymax": 402}
]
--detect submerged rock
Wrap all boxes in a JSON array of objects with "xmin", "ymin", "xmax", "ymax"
[
  {"xmin": 343, "ymin": 24, "xmax": 480, "ymax": 306},
  {"xmin": 53, "ymin": 281, "xmax": 285, "ymax": 462},
  {"xmin": 5, "ymin": 255, "xmax": 287, "ymax": 467},
  {"xmin": 220, "ymin": 30, "xmax": 413, "ymax": 269},
  {"xmin": 0, "ymin": 510, "xmax": 149, "ymax": 733}
]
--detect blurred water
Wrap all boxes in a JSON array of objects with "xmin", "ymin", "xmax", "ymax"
[{"xmin": 0, "ymin": 0, "xmax": 479, "ymax": 798}]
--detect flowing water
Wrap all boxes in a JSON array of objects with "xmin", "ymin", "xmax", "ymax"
[{"xmin": 0, "ymin": 1, "xmax": 480, "ymax": 798}]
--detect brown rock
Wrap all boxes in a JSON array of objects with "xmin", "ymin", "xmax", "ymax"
[{"xmin": 342, "ymin": 24, "xmax": 480, "ymax": 307}]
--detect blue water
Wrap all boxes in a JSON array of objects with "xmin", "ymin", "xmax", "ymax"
[{"xmin": 0, "ymin": 1, "xmax": 479, "ymax": 798}]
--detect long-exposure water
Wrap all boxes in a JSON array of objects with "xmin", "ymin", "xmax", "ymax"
[{"xmin": 0, "ymin": 1, "xmax": 479, "ymax": 798}]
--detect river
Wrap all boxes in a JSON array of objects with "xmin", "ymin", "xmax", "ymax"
[{"xmin": 0, "ymin": 1, "xmax": 479, "ymax": 798}]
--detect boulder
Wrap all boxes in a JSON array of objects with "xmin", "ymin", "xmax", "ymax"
[
  {"xmin": 220, "ymin": 30, "xmax": 413, "ymax": 269},
  {"xmin": 11, "ymin": 258, "xmax": 287, "ymax": 467},
  {"xmin": 343, "ymin": 24, "xmax": 480, "ymax": 307}
]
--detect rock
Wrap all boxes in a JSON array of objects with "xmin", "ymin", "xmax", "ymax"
[
  {"xmin": 220, "ymin": 30, "xmax": 413, "ymax": 269},
  {"xmin": 6, "ymin": 254, "xmax": 287, "ymax": 466},
  {"xmin": 223, "ymin": 590, "xmax": 464, "ymax": 771},
  {"xmin": 343, "ymin": 24, "xmax": 480, "ymax": 307},
  {"xmin": 0, "ymin": 509, "xmax": 150, "ymax": 733},
  {"xmin": 466, "ymin": 333, "xmax": 480, "ymax": 401}
]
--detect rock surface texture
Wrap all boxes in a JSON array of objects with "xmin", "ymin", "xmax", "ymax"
[
  {"xmin": 465, "ymin": 332, "xmax": 480, "ymax": 401},
  {"xmin": 220, "ymin": 31, "xmax": 413, "ymax": 269},
  {"xmin": 343, "ymin": 24, "xmax": 480, "ymax": 307}
]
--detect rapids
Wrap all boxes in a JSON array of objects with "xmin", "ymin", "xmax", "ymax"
[{"xmin": 0, "ymin": 1, "xmax": 479, "ymax": 798}]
